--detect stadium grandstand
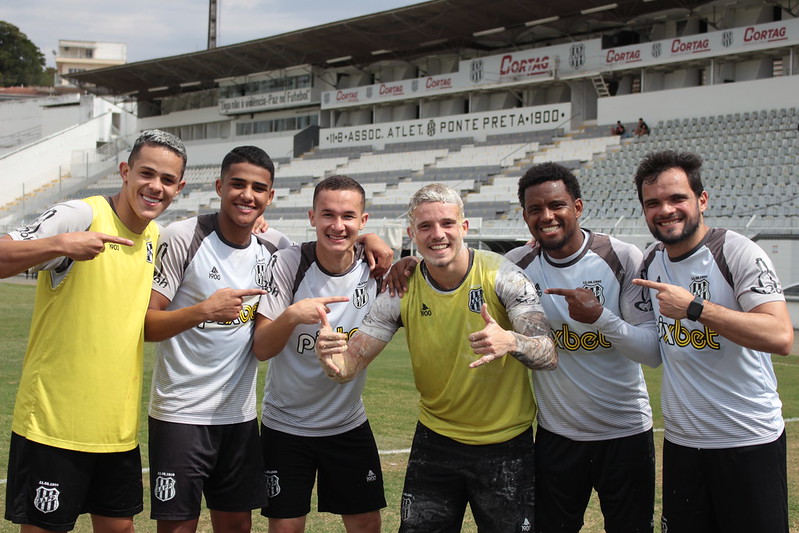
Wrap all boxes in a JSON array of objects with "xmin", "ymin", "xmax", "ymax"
[{"xmin": 0, "ymin": 0, "xmax": 797, "ymax": 300}]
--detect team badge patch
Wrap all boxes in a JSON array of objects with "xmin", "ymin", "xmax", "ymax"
[
  {"xmin": 689, "ymin": 278, "xmax": 711, "ymax": 300},
  {"xmin": 254, "ymin": 258, "xmax": 267, "ymax": 289},
  {"xmin": 468, "ymin": 287, "xmax": 484, "ymax": 313},
  {"xmin": 583, "ymin": 281, "xmax": 605, "ymax": 306},
  {"xmin": 265, "ymin": 472, "xmax": 281, "ymax": 498},
  {"xmin": 353, "ymin": 281, "xmax": 369, "ymax": 309},
  {"xmin": 154, "ymin": 476, "xmax": 176, "ymax": 502},
  {"xmin": 34, "ymin": 485, "xmax": 59, "ymax": 513},
  {"xmin": 401, "ymin": 493, "xmax": 413, "ymax": 521}
]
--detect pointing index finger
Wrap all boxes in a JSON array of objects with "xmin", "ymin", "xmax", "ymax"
[
  {"xmin": 632, "ymin": 278, "xmax": 660, "ymax": 289},
  {"xmin": 544, "ymin": 288, "xmax": 577, "ymax": 297},
  {"xmin": 99, "ymin": 233, "xmax": 134, "ymax": 247},
  {"xmin": 233, "ymin": 288, "xmax": 268, "ymax": 297},
  {"xmin": 319, "ymin": 296, "xmax": 350, "ymax": 305}
]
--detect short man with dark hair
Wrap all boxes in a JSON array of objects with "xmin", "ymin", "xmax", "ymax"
[
  {"xmin": 508, "ymin": 162, "xmax": 658, "ymax": 533},
  {"xmin": 252, "ymin": 175, "xmax": 387, "ymax": 533},
  {"xmin": 316, "ymin": 183, "xmax": 558, "ymax": 533},
  {"xmin": 632, "ymin": 149, "xmax": 792, "ymax": 533},
  {"xmin": 1, "ymin": 130, "xmax": 187, "ymax": 533},
  {"xmin": 144, "ymin": 145, "xmax": 289, "ymax": 533}
]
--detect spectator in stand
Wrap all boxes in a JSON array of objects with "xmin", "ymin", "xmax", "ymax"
[
  {"xmin": 634, "ymin": 118, "xmax": 650, "ymax": 137},
  {"xmin": 611, "ymin": 121, "xmax": 626, "ymax": 137}
]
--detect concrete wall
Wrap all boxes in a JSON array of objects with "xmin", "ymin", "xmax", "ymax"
[{"xmin": 598, "ymin": 75, "xmax": 799, "ymax": 127}]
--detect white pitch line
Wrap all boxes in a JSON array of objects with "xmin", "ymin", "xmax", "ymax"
[{"xmin": 1, "ymin": 419, "xmax": 797, "ymax": 484}]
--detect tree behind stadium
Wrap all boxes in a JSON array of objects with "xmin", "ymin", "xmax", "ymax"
[{"xmin": 0, "ymin": 21, "xmax": 50, "ymax": 87}]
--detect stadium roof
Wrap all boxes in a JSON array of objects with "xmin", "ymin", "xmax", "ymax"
[{"xmin": 69, "ymin": 0, "xmax": 727, "ymax": 97}]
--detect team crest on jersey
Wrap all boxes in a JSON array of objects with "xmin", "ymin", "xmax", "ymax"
[
  {"xmin": 254, "ymin": 258, "xmax": 267, "ymax": 289},
  {"xmin": 751, "ymin": 257, "xmax": 782, "ymax": 294},
  {"xmin": 146, "ymin": 241, "xmax": 154, "ymax": 263},
  {"xmin": 582, "ymin": 281, "xmax": 605, "ymax": 305},
  {"xmin": 689, "ymin": 277, "xmax": 711, "ymax": 300},
  {"xmin": 353, "ymin": 281, "xmax": 369, "ymax": 309},
  {"xmin": 468, "ymin": 287, "xmax": 484, "ymax": 313},
  {"xmin": 34, "ymin": 485, "xmax": 59, "ymax": 513},
  {"xmin": 154, "ymin": 476, "xmax": 176, "ymax": 502},
  {"xmin": 401, "ymin": 493, "xmax": 413, "ymax": 521},
  {"xmin": 265, "ymin": 472, "xmax": 281, "ymax": 497}
]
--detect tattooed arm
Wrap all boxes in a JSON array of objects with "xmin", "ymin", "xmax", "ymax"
[{"xmin": 471, "ymin": 260, "xmax": 557, "ymax": 370}]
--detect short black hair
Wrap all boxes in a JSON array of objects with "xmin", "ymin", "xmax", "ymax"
[
  {"xmin": 128, "ymin": 129, "xmax": 187, "ymax": 176},
  {"xmin": 633, "ymin": 150, "xmax": 703, "ymax": 204},
  {"xmin": 517, "ymin": 162, "xmax": 582, "ymax": 208},
  {"xmin": 221, "ymin": 146, "xmax": 275, "ymax": 184},
  {"xmin": 313, "ymin": 175, "xmax": 365, "ymax": 210}
]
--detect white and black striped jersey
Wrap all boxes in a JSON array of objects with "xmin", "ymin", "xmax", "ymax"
[
  {"xmin": 149, "ymin": 214, "xmax": 292, "ymax": 425},
  {"xmin": 638, "ymin": 227, "xmax": 785, "ymax": 448},
  {"xmin": 257, "ymin": 241, "xmax": 377, "ymax": 437},
  {"xmin": 507, "ymin": 230, "xmax": 654, "ymax": 440}
]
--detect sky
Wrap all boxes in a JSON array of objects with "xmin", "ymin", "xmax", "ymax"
[{"xmin": 3, "ymin": 0, "xmax": 423, "ymax": 67}]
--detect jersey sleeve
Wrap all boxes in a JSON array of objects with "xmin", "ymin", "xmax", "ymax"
[
  {"xmin": 151, "ymin": 219, "xmax": 196, "ymax": 301},
  {"xmin": 359, "ymin": 291, "xmax": 402, "ymax": 342},
  {"xmin": 615, "ymin": 239, "xmax": 654, "ymax": 326},
  {"xmin": 254, "ymin": 228, "xmax": 295, "ymax": 253},
  {"xmin": 258, "ymin": 245, "xmax": 302, "ymax": 320},
  {"xmin": 723, "ymin": 232, "xmax": 786, "ymax": 311},
  {"xmin": 495, "ymin": 259, "xmax": 550, "ymax": 337},
  {"xmin": 8, "ymin": 200, "xmax": 94, "ymax": 272}
]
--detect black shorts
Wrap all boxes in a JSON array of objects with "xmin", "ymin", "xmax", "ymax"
[
  {"xmin": 399, "ymin": 422, "xmax": 535, "ymax": 533},
  {"xmin": 148, "ymin": 417, "xmax": 268, "ymax": 520},
  {"xmin": 534, "ymin": 426, "xmax": 655, "ymax": 533},
  {"xmin": 5, "ymin": 432, "xmax": 143, "ymax": 532},
  {"xmin": 661, "ymin": 431, "xmax": 788, "ymax": 533},
  {"xmin": 260, "ymin": 421, "xmax": 386, "ymax": 518}
]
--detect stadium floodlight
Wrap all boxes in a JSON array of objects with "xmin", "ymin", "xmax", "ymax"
[
  {"xmin": 525, "ymin": 16, "xmax": 560, "ymax": 27},
  {"xmin": 473, "ymin": 26, "xmax": 506, "ymax": 37},
  {"xmin": 327, "ymin": 55, "xmax": 353, "ymax": 64},
  {"xmin": 180, "ymin": 81, "xmax": 202, "ymax": 88},
  {"xmin": 371, "ymin": 49, "xmax": 392, "ymax": 56},
  {"xmin": 148, "ymin": 86, "xmax": 169, "ymax": 92},
  {"xmin": 580, "ymin": 3, "xmax": 618, "ymax": 14}
]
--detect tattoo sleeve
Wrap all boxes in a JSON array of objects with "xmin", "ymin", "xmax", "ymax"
[
  {"xmin": 496, "ymin": 259, "xmax": 558, "ymax": 370},
  {"xmin": 508, "ymin": 314, "xmax": 558, "ymax": 370}
]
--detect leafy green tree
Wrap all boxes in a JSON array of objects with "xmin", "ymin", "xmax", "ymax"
[{"xmin": 0, "ymin": 21, "xmax": 49, "ymax": 87}]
